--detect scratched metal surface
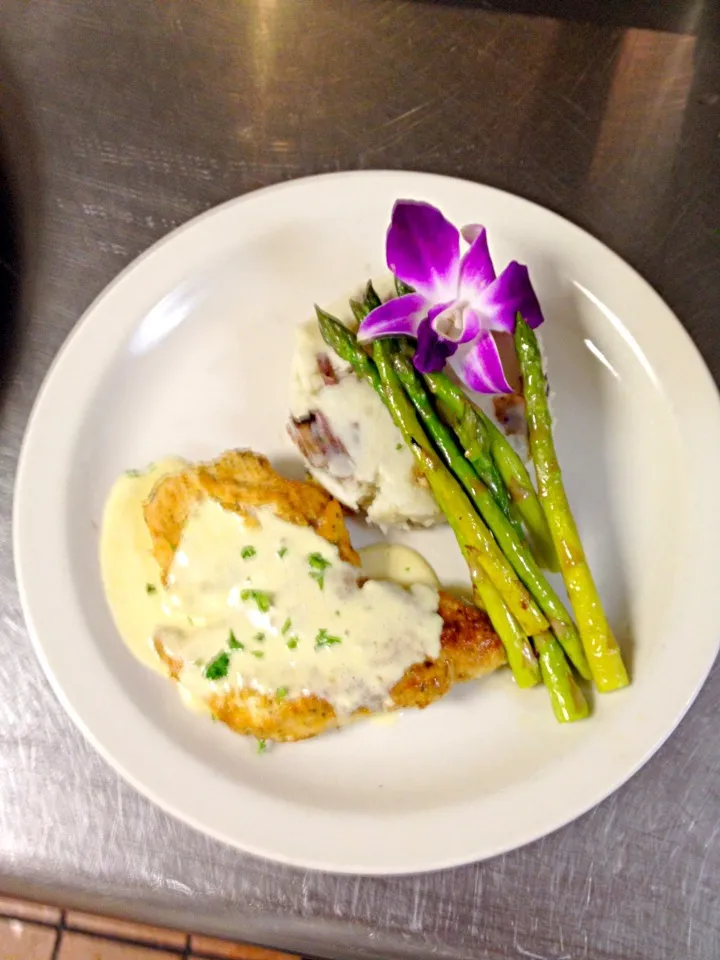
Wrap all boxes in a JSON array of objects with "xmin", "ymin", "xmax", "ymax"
[{"xmin": 0, "ymin": 1, "xmax": 719, "ymax": 959}]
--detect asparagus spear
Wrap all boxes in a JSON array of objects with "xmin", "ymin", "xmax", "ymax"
[
  {"xmin": 315, "ymin": 306, "xmax": 383, "ymax": 394},
  {"xmin": 367, "ymin": 282, "xmax": 583, "ymax": 710},
  {"xmin": 532, "ymin": 631, "xmax": 590, "ymax": 722},
  {"xmin": 433, "ymin": 394, "xmax": 523, "ymax": 536},
  {"xmin": 381, "ymin": 285, "xmax": 584, "ymax": 712},
  {"xmin": 373, "ymin": 340, "xmax": 546, "ymax": 634},
  {"xmin": 372, "ymin": 338, "xmax": 542, "ymax": 684},
  {"xmin": 364, "ymin": 280, "xmax": 382, "ymax": 310},
  {"xmin": 393, "ymin": 353, "xmax": 591, "ymax": 680},
  {"xmin": 481, "ymin": 411, "xmax": 560, "ymax": 573},
  {"xmin": 436, "ymin": 392, "xmax": 524, "ymax": 520},
  {"xmin": 349, "ymin": 298, "xmax": 366, "ymax": 327},
  {"xmin": 514, "ymin": 316, "xmax": 629, "ymax": 693},
  {"xmin": 462, "ymin": 543, "xmax": 541, "ymax": 688},
  {"xmin": 424, "ymin": 371, "xmax": 559, "ymax": 572}
]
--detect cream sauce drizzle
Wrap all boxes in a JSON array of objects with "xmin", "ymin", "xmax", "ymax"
[
  {"xmin": 100, "ymin": 458, "xmax": 187, "ymax": 675},
  {"xmin": 290, "ymin": 318, "xmax": 445, "ymax": 529},
  {"xmin": 101, "ymin": 463, "xmax": 443, "ymax": 718},
  {"xmin": 358, "ymin": 543, "xmax": 439, "ymax": 589}
]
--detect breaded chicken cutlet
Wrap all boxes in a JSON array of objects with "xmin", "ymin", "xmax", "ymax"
[{"xmin": 144, "ymin": 450, "xmax": 506, "ymax": 741}]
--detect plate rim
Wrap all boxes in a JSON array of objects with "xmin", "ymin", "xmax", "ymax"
[{"xmin": 13, "ymin": 169, "xmax": 720, "ymax": 874}]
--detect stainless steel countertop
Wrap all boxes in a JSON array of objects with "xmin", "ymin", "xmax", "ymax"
[{"xmin": 1, "ymin": 2, "xmax": 718, "ymax": 958}]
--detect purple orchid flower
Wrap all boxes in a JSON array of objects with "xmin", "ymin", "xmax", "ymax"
[{"xmin": 357, "ymin": 200, "xmax": 544, "ymax": 394}]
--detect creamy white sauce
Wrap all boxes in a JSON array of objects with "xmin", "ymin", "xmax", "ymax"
[
  {"xmin": 358, "ymin": 543, "xmax": 439, "ymax": 589},
  {"xmin": 101, "ymin": 463, "xmax": 443, "ymax": 718},
  {"xmin": 100, "ymin": 458, "xmax": 188, "ymax": 675},
  {"xmin": 289, "ymin": 318, "xmax": 445, "ymax": 529}
]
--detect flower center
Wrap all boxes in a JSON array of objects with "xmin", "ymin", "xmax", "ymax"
[{"xmin": 432, "ymin": 302, "xmax": 468, "ymax": 342}]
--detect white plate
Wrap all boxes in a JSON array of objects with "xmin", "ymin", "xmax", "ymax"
[{"xmin": 14, "ymin": 171, "xmax": 720, "ymax": 874}]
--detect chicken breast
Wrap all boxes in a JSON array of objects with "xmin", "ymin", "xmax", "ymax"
[
  {"xmin": 144, "ymin": 449, "xmax": 360, "ymax": 579},
  {"xmin": 144, "ymin": 450, "xmax": 506, "ymax": 742}
]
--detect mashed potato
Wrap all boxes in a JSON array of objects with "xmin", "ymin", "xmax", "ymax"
[{"xmin": 288, "ymin": 318, "xmax": 445, "ymax": 529}]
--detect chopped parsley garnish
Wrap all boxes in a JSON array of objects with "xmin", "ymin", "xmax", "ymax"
[
  {"xmin": 281, "ymin": 617, "xmax": 292, "ymax": 635},
  {"xmin": 145, "ymin": 583, "xmax": 157, "ymax": 595},
  {"xmin": 251, "ymin": 650, "xmax": 265, "ymax": 659},
  {"xmin": 277, "ymin": 546, "xmax": 288, "ymax": 559},
  {"xmin": 257, "ymin": 738, "xmax": 267, "ymax": 754},
  {"xmin": 396, "ymin": 443, "xmax": 403, "ymax": 451},
  {"xmin": 228, "ymin": 630, "xmax": 244, "ymax": 650},
  {"xmin": 286, "ymin": 638, "xmax": 299, "ymax": 650},
  {"xmin": 315, "ymin": 628, "xmax": 342, "ymax": 648},
  {"xmin": 193, "ymin": 658, "xmax": 204, "ymax": 667},
  {"xmin": 241, "ymin": 545, "xmax": 257, "ymax": 559},
  {"xmin": 254, "ymin": 632, "xmax": 266, "ymax": 643},
  {"xmin": 240, "ymin": 589, "xmax": 272, "ymax": 613},
  {"xmin": 125, "ymin": 468, "xmax": 142, "ymax": 478},
  {"xmin": 204, "ymin": 651, "xmax": 230, "ymax": 680},
  {"xmin": 308, "ymin": 552, "xmax": 332, "ymax": 589},
  {"xmin": 276, "ymin": 687, "xmax": 289, "ymax": 700}
]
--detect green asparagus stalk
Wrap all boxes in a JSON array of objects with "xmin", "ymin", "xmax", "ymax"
[
  {"xmin": 532, "ymin": 631, "xmax": 590, "ymax": 722},
  {"xmin": 372, "ymin": 340, "xmax": 546, "ymax": 637},
  {"xmin": 462, "ymin": 544, "xmax": 541, "ymax": 688},
  {"xmin": 482, "ymin": 411, "xmax": 559, "ymax": 572},
  {"xmin": 315, "ymin": 306, "xmax": 383, "ymax": 394},
  {"xmin": 514, "ymin": 316, "xmax": 629, "ymax": 693},
  {"xmin": 393, "ymin": 353, "xmax": 591, "ymax": 680},
  {"xmin": 424, "ymin": 371, "xmax": 559, "ymax": 572},
  {"xmin": 349, "ymin": 298, "xmax": 366, "ymax": 327},
  {"xmin": 433, "ymin": 395, "xmax": 523, "ymax": 536},
  {"xmin": 372, "ymin": 338, "xmax": 542, "ymax": 683},
  {"xmin": 364, "ymin": 280, "xmax": 382, "ymax": 310}
]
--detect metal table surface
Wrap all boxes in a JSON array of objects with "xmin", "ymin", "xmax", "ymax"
[{"xmin": 0, "ymin": 2, "xmax": 718, "ymax": 958}]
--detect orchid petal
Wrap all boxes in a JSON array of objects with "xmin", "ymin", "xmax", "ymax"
[
  {"xmin": 473, "ymin": 261, "xmax": 545, "ymax": 332},
  {"xmin": 357, "ymin": 293, "xmax": 426, "ymax": 343},
  {"xmin": 429, "ymin": 301, "xmax": 480, "ymax": 344},
  {"xmin": 451, "ymin": 330, "xmax": 513, "ymax": 394},
  {"xmin": 386, "ymin": 201, "xmax": 460, "ymax": 302},
  {"xmin": 413, "ymin": 318, "xmax": 458, "ymax": 373},
  {"xmin": 458, "ymin": 227, "xmax": 496, "ymax": 302}
]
